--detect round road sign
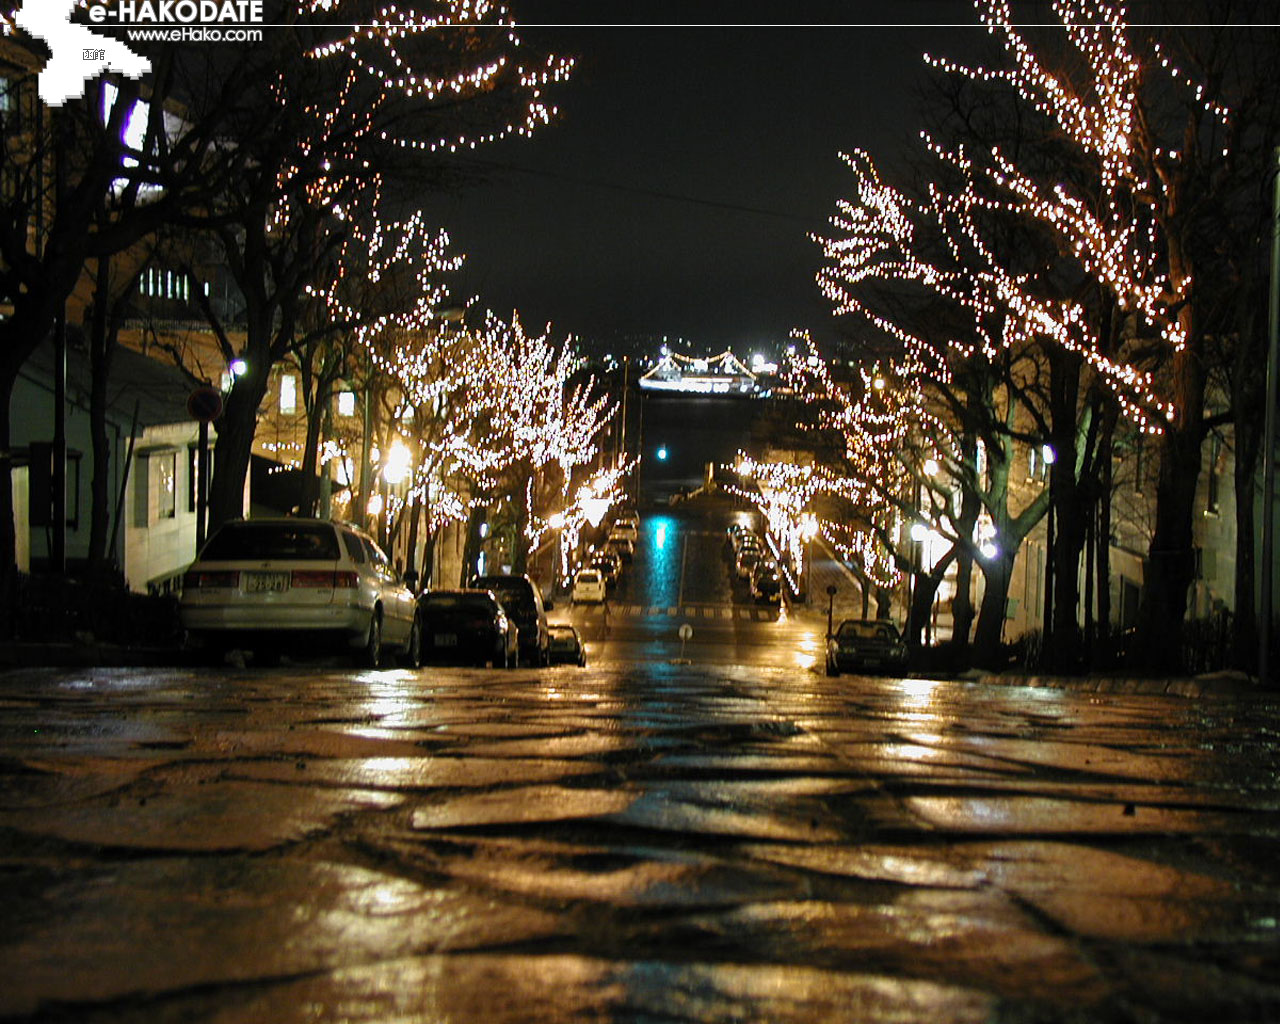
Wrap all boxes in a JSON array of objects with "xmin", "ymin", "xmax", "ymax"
[
  {"xmin": 187, "ymin": 386, "xmax": 224, "ymax": 423},
  {"xmin": 678, "ymin": 623, "xmax": 693, "ymax": 641}
]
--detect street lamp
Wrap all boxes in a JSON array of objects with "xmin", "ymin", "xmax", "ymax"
[{"xmin": 1042, "ymin": 442, "xmax": 1057, "ymax": 644}]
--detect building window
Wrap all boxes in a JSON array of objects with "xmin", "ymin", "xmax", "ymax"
[
  {"xmin": 338, "ymin": 391, "xmax": 356, "ymax": 417},
  {"xmin": 153, "ymin": 451, "xmax": 177, "ymax": 520},
  {"xmin": 280, "ymin": 373, "xmax": 297, "ymax": 414}
]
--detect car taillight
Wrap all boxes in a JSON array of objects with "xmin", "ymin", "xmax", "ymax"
[
  {"xmin": 332, "ymin": 571, "xmax": 359, "ymax": 588},
  {"xmin": 184, "ymin": 570, "xmax": 239, "ymax": 589},
  {"xmin": 292, "ymin": 570, "xmax": 338, "ymax": 588}
]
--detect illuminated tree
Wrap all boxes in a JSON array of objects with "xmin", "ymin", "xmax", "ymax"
[
  {"xmin": 445, "ymin": 312, "xmax": 613, "ymax": 577},
  {"xmin": 364, "ymin": 308, "xmax": 614, "ymax": 581},
  {"xmin": 812, "ymin": 0, "xmax": 1280, "ymax": 669},
  {"xmin": 183, "ymin": 0, "xmax": 574, "ymax": 530}
]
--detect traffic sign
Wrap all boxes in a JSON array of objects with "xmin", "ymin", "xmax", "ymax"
[{"xmin": 187, "ymin": 386, "xmax": 223, "ymax": 423}]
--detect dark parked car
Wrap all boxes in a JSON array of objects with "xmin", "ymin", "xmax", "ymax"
[
  {"xmin": 470, "ymin": 574, "xmax": 551, "ymax": 666},
  {"xmin": 417, "ymin": 589, "xmax": 519, "ymax": 668},
  {"xmin": 750, "ymin": 562, "xmax": 783, "ymax": 604},
  {"xmin": 826, "ymin": 619, "xmax": 910, "ymax": 676},
  {"xmin": 548, "ymin": 624, "xmax": 587, "ymax": 667},
  {"xmin": 590, "ymin": 550, "xmax": 622, "ymax": 587}
]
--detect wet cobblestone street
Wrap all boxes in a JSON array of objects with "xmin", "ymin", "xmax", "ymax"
[{"xmin": 1, "ymin": 663, "xmax": 1278, "ymax": 1022}]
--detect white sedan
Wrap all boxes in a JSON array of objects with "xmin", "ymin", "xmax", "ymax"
[{"xmin": 180, "ymin": 518, "xmax": 419, "ymax": 667}]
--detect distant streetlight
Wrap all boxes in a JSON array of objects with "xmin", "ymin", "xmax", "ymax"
[
  {"xmin": 230, "ymin": 358, "xmax": 248, "ymax": 377},
  {"xmin": 381, "ymin": 441, "xmax": 412, "ymax": 485},
  {"xmin": 923, "ymin": 458, "xmax": 939, "ymax": 477},
  {"xmin": 656, "ymin": 445, "xmax": 668, "ymax": 461},
  {"xmin": 910, "ymin": 522, "xmax": 929, "ymax": 543},
  {"xmin": 582, "ymin": 498, "xmax": 610, "ymax": 528}
]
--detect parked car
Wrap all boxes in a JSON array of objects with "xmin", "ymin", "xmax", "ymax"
[
  {"xmin": 609, "ymin": 521, "xmax": 638, "ymax": 544},
  {"xmin": 735, "ymin": 547, "xmax": 762, "ymax": 581},
  {"xmin": 470, "ymin": 573, "xmax": 551, "ymax": 666},
  {"xmin": 614, "ymin": 511, "xmax": 640, "ymax": 532},
  {"xmin": 607, "ymin": 536, "xmax": 635, "ymax": 562},
  {"xmin": 572, "ymin": 568, "xmax": 607, "ymax": 604},
  {"xmin": 826, "ymin": 619, "xmax": 910, "ymax": 677},
  {"xmin": 590, "ymin": 550, "xmax": 622, "ymax": 586},
  {"xmin": 180, "ymin": 517, "xmax": 418, "ymax": 667},
  {"xmin": 733, "ymin": 530, "xmax": 763, "ymax": 556},
  {"xmin": 750, "ymin": 562, "xmax": 783, "ymax": 604},
  {"xmin": 548, "ymin": 624, "xmax": 587, "ymax": 667},
  {"xmin": 417, "ymin": 589, "xmax": 518, "ymax": 668}
]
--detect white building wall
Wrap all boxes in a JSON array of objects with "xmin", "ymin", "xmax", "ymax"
[{"xmin": 123, "ymin": 422, "xmax": 203, "ymax": 594}]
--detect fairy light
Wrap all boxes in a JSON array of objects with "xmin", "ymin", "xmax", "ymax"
[{"xmin": 820, "ymin": 1, "xmax": 1232, "ymax": 438}]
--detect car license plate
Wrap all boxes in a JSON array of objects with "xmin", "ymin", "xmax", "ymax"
[
  {"xmin": 434, "ymin": 634, "xmax": 457, "ymax": 647},
  {"xmin": 245, "ymin": 572, "xmax": 289, "ymax": 593}
]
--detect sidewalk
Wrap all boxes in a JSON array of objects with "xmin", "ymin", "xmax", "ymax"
[
  {"xmin": 792, "ymin": 541, "xmax": 1271, "ymax": 701},
  {"xmin": 0, "ymin": 640, "xmax": 189, "ymax": 670}
]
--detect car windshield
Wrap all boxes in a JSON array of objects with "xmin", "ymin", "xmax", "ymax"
[
  {"xmin": 838, "ymin": 621, "xmax": 899, "ymax": 642},
  {"xmin": 201, "ymin": 522, "xmax": 340, "ymax": 561},
  {"xmin": 473, "ymin": 578, "xmax": 536, "ymax": 616},
  {"xmin": 423, "ymin": 593, "xmax": 493, "ymax": 612},
  {"xmin": 578, "ymin": 572, "xmax": 600, "ymax": 584}
]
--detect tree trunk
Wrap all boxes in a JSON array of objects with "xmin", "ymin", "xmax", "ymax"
[
  {"xmin": 510, "ymin": 468, "xmax": 533, "ymax": 576},
  {"xmin": 972, "ymin": 550, "xmax": 1014, "ymax": 668},
  {"xmin": 951, "ymin": 549, "xmax": 975, "ymax": 657},
  {"xmin": 1050, "ymin": 474, "xmax": 1087, "ymax": 671},
  {"xmin": 907, "ymin": 570, "xmax": 941, "ymax": 649},
  {"xmin": 460, "ymin": 505, "xmax": 486, "ymax": 587},
  {"xmin": 1096, "ymin": 426, "xmax": 1114, "ymax": 667},
  {"xmin": 208, "ymin": 370, "xmax": 270, "ymax": 529},
  {"xmin": 299, "ymin": 384, "xmax": 328, "ymax": 517},
  {"xmin": 1136, "ymin": 347, "xmax": 1205, "ymax": 673},
  {"xmin": 87, "ymin": 258, "xmax": 116, "ymax": 574}
]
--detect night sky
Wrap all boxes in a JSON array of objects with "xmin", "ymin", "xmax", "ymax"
[{"xmin": 423, "ymin": 0, "xmax": 984, "ymax": 359}]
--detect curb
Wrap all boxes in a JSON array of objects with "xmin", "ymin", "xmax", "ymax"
[
  {"xmin": 971, "ymin": 672, "xmax": 1266, "ymax": 699},
  {"xmin": 0, "ymin": 643, "xmax": 190, "ymax": 670}
]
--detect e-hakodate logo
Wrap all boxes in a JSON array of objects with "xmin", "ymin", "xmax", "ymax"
[{"xmin": 15, "ymin": 0, "xmax": 265, "ymax": 107}]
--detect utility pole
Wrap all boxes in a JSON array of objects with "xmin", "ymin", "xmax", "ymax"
[{"xmin": 1261, "ymin": 146, "xmax": 1280, "ymax": 689}]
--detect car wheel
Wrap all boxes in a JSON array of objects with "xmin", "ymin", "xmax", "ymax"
[
  {"xmin": 401, "ymin": 617, "xmax": 422, "ymax": 668},
  {"xmin": 358, "ymin": 610, "xmax": 383, "ymax": 668},
  {"xmin": 826, "ymin": 657, "xmax": 839, "ymax": 678}
]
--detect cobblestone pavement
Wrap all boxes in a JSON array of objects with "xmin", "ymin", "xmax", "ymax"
[{"xmin": 1, "ymin": 663, "xmax": 1278, "ymax": 1022}]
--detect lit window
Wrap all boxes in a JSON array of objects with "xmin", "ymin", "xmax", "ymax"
[
  {"xmin": 338, "ymin": 392, "xmax": 356, "ymax": 417},
  {"xmin": 152, "ymin": 452, "xmax": 177, "ymax": 521},
  {"xmin": 280, "ymin": 373, "xmax": 297, "ymax": 414}
]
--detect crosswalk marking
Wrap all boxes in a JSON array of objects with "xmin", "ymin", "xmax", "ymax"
[{"xmin": 585, "ymin": 604, "xmax": 778, "ymax": 622}]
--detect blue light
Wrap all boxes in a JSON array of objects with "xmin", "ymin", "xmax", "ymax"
[
  {"xmin": 656, "ymin": 445, "xmax": 668, "ymax": 461},
  {"xmin": 655, "ymin": 522, "xmax": 667, "ymax": 551}
]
